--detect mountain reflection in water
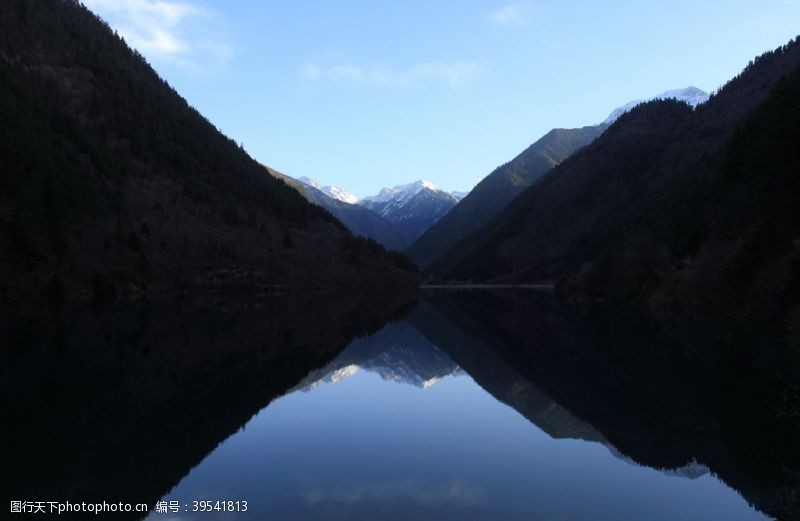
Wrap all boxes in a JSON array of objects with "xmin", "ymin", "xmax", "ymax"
[{"xmin": 2, "ymin": 290, "xmax": 798, "ymax": 520}]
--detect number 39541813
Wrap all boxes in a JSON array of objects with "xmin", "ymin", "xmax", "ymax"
[{"xmin": 191, "ymin": 500, "xmax": 248, "ymax": 512}]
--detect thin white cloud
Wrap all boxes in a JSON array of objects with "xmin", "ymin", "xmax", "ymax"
[
  {"xmin": 300, "ymin": 60, "xmax": 484, "ymax": 88},
  {"xmin": 488, "ymin": 5, "xmax": 528, "ymax": 27},
  {"xmin": 304, "ymin": 479, "xmax": 485, "ymax": 507},
  {"xmin": 82, "ymin": 0, "xmax": 231, "ymax": 71}
]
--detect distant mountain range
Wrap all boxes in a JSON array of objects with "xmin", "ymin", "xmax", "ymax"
[
  {"xmin": 277, "ymin": 87, "xmax": 711, "ymax": 267},
  {"xmin": 359, "ymin": 180, "xmax": 462, "ymax": 247},
  {"xmin": 279, "ymin": 176, "xmax": 464, "ymax": 250},
  {"xmin": 268, "ymin": 169, "xmax": 406, "ymax": 251}
]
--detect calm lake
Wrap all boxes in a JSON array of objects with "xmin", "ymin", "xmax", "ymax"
[{"xmin": 3, "ymin": 290, "xmax": 798, "ymax": 520}]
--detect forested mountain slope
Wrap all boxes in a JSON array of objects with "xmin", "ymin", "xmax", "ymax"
[
  {"xmin": 0, "ymin": 0, "xmax": 417, "ymax": 303},
  {"xmin": 432, "ymin": 38, "xmax": 800, "ymax": 326},
  {"xmin": 408, "ymin": 125, "xmax": 605, "ymax": 267}
]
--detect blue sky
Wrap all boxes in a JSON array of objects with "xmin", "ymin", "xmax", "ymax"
[{"xmin": 84, "ymin": 0, "xmax": 800, "ymax": 197}]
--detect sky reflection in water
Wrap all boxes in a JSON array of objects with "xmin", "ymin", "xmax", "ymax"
[{"xmin": 150, "ymin": 320, "xmax": 768, "ymax": 521}]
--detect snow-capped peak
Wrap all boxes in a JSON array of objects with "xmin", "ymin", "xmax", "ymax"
[
  {"xmin": 603, "ymin": 86, "xmax": 709, "ymax": 125},
  {"xmin": 298, "ymin": 176, "xmax": 359, "ymax": 204},
  {"xmin": 321, "ymin": 185, "xmax": 359, "ymax": 204},
  {"xmin": 362, "ymin": 180, "xmax": 439, "ymax": 204}
]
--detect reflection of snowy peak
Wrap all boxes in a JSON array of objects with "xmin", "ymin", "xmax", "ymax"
[
  {"xmin": 361, "ymin": 344, "xmax": 459, "ymax": 388},
  {"xmin": 301, "ymin": 364, "xmax": 361, "ymax": 391},
  {"xmin": 297, "ymin": 322, "xmax": 460, "ymax": 391}
]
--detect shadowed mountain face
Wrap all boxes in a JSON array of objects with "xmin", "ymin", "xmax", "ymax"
[
  {"xmin": 408, "ymin": 87, "xmax": 708, "ymax": 270},
  {"xmin": 419, "ymin": 289, "xmax": 800, "ymax": 521},
  {"xmin": 431, "ymin": 38, "xmax": 800, "ymax": 330},
  {"xmin": 408, "ymin": 125, "xmax": 607, "ymax": 268},
  {"xmin": 0, "ymin": 0, "xmax": 417, "ymax": 304},
  {"xmin": 0, "ymin": 293, "xmax": 416, "ymax": 519}
]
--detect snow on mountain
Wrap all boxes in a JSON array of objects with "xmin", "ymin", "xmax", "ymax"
[
  {"xmin": 321, "ymin": 185, "xmax": 359, "ymax": 204},
  {"xmin": 292, "ymin": 175, "xmax": 461, "ymax": 248},
  {"xmin": 298, "ymin": 176, "xmax": 359, "ymax": 204},
  {"xmin": 603, "ymin": 86, "xmax": 710, "ymax": 125},
  {"xmin": 359, "ymin": 180, "xmax": 460, "ymax": 245},
  {"xmin": 361, "ymin": 179, "xmax": 440, "ymax": 204},
  {"xmin": 301, "ymin": 364, "xmax": 361, "ymax": 391},
  {"xmin": 299, "ymin": 359, "xmax": 456, "ymax": 391}
]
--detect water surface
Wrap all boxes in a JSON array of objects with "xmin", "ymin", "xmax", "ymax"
[
  {"xmin": 3, "ymin": 290, "xmax": 797, "ymax": 520},
  {"xmin": 151, "ymin": 325, "xmax": 765, "ymax": 520}
]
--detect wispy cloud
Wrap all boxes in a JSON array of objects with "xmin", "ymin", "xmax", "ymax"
[
  {"xmin": 304, "ymin": 479, "xmax": 485, "ymax": 507},
  {"xmin": 300, "ymin": 60, "xmax": 484, "ymax": 88},
  {"xmin": 488, "ymin": 5, "xmax": 528, "ymax": 27},
  {"xmin": 82, "ymin": 0, "xmax": 231, "ymax": 71}
]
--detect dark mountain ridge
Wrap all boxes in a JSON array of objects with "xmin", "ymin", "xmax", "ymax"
[
  {"xmin": 0, "ymin": 0, "xmax": 417, "ymax": 304},
  {"xmin": 432, "ymin": 37, "xmax": 800, "ymax": 328},
  {"xmin": 407, "ymin": 124, "xmax": 607, "ymax": 267}
]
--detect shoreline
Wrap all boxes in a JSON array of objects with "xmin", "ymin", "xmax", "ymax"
[{"xmin": 420, "ymin": 283, "xmax": 556, "ymax": 290}]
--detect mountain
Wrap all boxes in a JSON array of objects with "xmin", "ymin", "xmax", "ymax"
[
  {"xmin": 268, "ymin": 169, "xmax": 406, "ymax": 251},
  {"xmin": 408, "ymin": 125, "xmax": 606, "ymax": 267},
  {"xmin": 359, "ymin": 180, "xmax": 460, "ymax": 247},
  {"xmin": 431, "ymin": 38, "xmax": 800, "ymax": 327},
  {"xmin": 298, "ymin": 176, "xmax": 359, "ymax": 204},
  {"xmin": 362, "ymin": 180, "xmax": 439, "ymax": 205},
  {"xmin": 0, "ymin": 0, "xmax": 418, "ymax": 303},
  {"xmin": 603, "ymin": 86, "xmax": 709, "ymax": 124},
  {"xmin": 408, "ymin": 87, "xmax": 710, "ymax": 269}
]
